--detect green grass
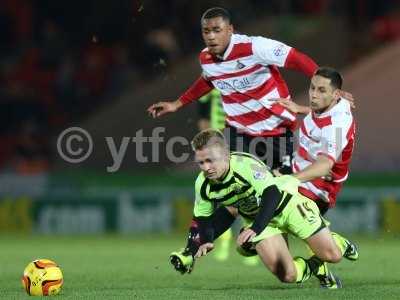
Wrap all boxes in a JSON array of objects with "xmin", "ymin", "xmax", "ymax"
[{"xmin": 1, "ymin": 234, "xmax": 399, "ymax": 299}]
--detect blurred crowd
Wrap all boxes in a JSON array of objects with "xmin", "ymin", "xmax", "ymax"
[{"xmin": 0, "ymin": 0, "xmax": 399, "ymax": 174}]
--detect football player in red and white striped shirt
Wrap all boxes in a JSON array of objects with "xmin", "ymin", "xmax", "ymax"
[
  {"xmin": 148, "ymin": 7, "xmax": 319, "ymax": 171},
  {"xmin": 276, "ymin": 67, "xmax": 359, "ymax": 289},
  {"xmin": 278, "ymin": 67, "xmax": 356, "ymax": 215}
]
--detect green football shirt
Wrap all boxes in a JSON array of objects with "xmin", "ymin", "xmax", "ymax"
[{"xmin": 193, "ymin": 152, "xmax": 300, "ymax": 219}]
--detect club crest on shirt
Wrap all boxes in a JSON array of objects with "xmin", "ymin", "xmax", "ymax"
[
  {"xmin": 253, "ymin": 171, "xmax": 266, "ymax": 180},
  {"xmin": 327, "ymin": 141, "xmax": 337, "ymax": 154},
  {"xmin": 236, "ymin": 60, "xmax": 245, "ymax": 69},
  {"xmin": 273, "ymin": 44, "xmax": 287, "ymax": 57}
]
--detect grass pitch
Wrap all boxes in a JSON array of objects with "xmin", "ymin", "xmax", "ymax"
[{"xmin": 1, "ymin": 233, "xmax": 399, "ymax": 299}]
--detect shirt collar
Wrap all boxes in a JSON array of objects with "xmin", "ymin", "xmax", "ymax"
[
  {"xmin": 312, "ymin": 98, "xmax": 342, "ymax": 118},
  {"xmin": 217, "ymin": 33, "xmax": 235, "ymax": 61}
]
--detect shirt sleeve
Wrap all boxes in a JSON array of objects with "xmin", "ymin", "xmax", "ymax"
[
  {"xmin": 319, "ymin": 112, "xmax": 354, "ymax": 162},
  {"xmin": 237, "ymin": 157, "xmax": 274, "ymax": 195},
  {"xmin": 179, "ymin": 76, "xmax": 214, "ymax": 105},
  {"xmin": 250, "ymin": 185, "xmax": 282, "ymax": 234},
  {"xmin": 252, "ymin": 36, "xmax": 292, "ymax": 67},
  {"xmin": 283, "ymin": 48, "xmax": 318, "ymax": 77},
  {"xmin": 193, "ymin": 175, "xmax": 214, "ymax": 217},
  {"xmin": 271, "ymin": 175, "xmax": 301, "ymax": 195}
]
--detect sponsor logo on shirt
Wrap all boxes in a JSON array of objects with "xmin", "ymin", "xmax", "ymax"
[{"xmin": 215, "ymin": 77, "xmax": 251, "ymax": 91}]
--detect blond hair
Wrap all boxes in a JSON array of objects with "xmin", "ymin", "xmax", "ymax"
[{"xmin": 191, "ymin": 129, "xmax": 227, "ymax": 151}]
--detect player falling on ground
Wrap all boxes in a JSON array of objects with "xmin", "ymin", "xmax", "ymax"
[
  {"xmin": 170, "ymin": 129, "xmax": 358, "ymax": 289},
  {"xmin": 197, "ymin": 89, "xmax": 258, "ymax": 265}
]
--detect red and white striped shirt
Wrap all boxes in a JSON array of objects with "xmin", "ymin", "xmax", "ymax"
[
  {"xmin": 199, "ymin": 34, "xmax": 298, "ymax": 136},
  {"xmin": 293, "ymin": 99, "xmax": 356, "ymax": 206}
]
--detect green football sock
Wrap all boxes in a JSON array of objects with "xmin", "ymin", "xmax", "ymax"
[
  {"xmin": 219, "ymin": 228, "xmax": 233, "ymax": 241},
  {"xmin": 214, "ymin": 229, "xmax": 232, "ymax": 261},
  {"xmin": 331, "ymin": 232, "xmax": 348, "ymax": 256},
  {"xmin": 293, "ymin": 257, "xmax": 312, "ymax": 283}
]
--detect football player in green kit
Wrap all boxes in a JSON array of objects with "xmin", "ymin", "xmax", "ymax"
[
  {"xmin": 170, "ymin": 129, "xmax": 358, "ymax": 289},
  {"xmin": 197, "ymin": 89, "xmax": 258, "ymax": 265}
]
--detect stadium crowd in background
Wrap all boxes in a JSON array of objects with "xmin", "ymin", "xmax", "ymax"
[{"xmin": 0, "ymin": 0, "xmax": 399, "ymax": 173}]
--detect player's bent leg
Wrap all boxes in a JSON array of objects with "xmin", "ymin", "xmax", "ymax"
[
  {"xmin": 315, "ymin": 201, "xmax": 359, "ymax": 261},
  {"xmin": 285, "ymin": 196, "xmax": 343, "ymax": 288},
  {"xmin": 331, "ymin": 232, "xmax": 359, "ymax": 261},
  {"xmin": 286, "ymin": 198, "xmax": 341, "ymax": 263},
  {"xmin": 303, "ymin": 231, "xmax": 359, "ymax": 262},
  {"xmin": 307, "ymin": 256, "xmax": 343, "ymax": 289},
  {"xmin": 255, "ymin": 234, "xmax": 297, "ymax": 283},
  {"xmin": 306, "ymin": 227, "xmax": 342, "ymax": 263},
  {"xmin": 305, "ymin": 228, "xmax": 344, "ymax": 289}
]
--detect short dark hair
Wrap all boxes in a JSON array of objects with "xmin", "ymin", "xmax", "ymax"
[
  {"xmin": 201, "ymin": 7, "xmax": 231, "ymax": 24},
  {"xmin": 191, "ymin": 129, "xmax": 227, "ymax": 151},
  {"xmin": 314, "ymin": 67, "xmax": 343, "ymax": 89}
]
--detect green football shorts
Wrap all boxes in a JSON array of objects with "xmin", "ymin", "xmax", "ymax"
[{"xmin": 245, "ymin": 193, "xmax": 328, "ymax": 243}]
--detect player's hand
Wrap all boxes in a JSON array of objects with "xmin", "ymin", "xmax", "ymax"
[
  {"xmin": 195, "ymin": 243, "xmax": 214, "ymax": 258},
  {"xmin": 275, "ymin": 98, "xmax": 299, "ymax": 113},
  {"xmin": 237, "ymin": 228, "xmax": 256, "ymax": 247},
  {"xmin": 272, "ymin": 169, "xmax": 283, "ymax": 177},
  {"xmin": 338, "ymin": 90, "xmax": 355, "ymax": 109},
  {"xmin": 147, "ymin": 100, "xmax": 182, "ymax": 118},
  {"xmin": 274, "ymin": 98, "xmax": 310, "ymax": 114}
]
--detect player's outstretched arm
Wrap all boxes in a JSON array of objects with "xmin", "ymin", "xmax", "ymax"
[
  {"xmin": 284, "ymin": 48, "xmax": 318, "ymax": 77},
  {"xmin": 237, "ymin": 185, "xmax": 282, "ymax": 247},
  {"xmin": 169, "ymin": 215, "xmax": 211, "ymax": 275},
  {"xmin": 147, "ymin": 99, "xmax": 183, "ymax": 118},
  {"xmin": 274, "ymin": 94, "xmax": 354, "ymax": 115},
  {"xmin": 148, "ymin": 76, "xmax": 213, "ymax": 118},
  {"xmin": 169, "ymin": 206, "xmax": 236, "ymax": 274},
  {"xmin": 275, "ymin": 98, "xmax": 311, "ymax": 115},
  {"xmin": 293, "ymin": 155, "xmax": 334, "ymax": 183}
]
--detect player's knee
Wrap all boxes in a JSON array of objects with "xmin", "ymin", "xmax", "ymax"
[
  {"xmin": 277, "ymin": 270, "xmax": 296, "ymax": 283},
  {"xmin": 331, "ymin": 249, "xmax": 343, "ymax": 263},
  {"xmin": 322, "ymin": 248, "xmax": 342, "ymax": 263},
  {"xmin": 274, "ymin": 265, "xmax": 297, "ymax": 283}
]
